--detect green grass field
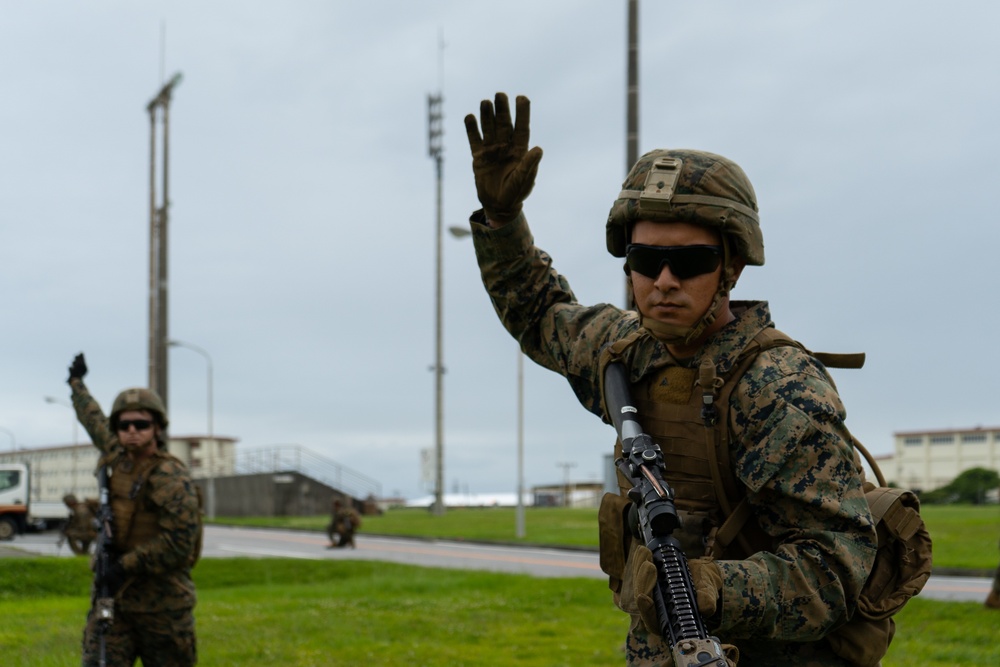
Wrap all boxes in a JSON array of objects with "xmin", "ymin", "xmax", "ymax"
[
  {"xmin": 215, "ymin": 503, "xmax": 1000, "ymax": 571},
  {"xmin": 0, "ymin": 556, "xmax": 997, "ymax": 666},
  {"xmin": 2, "ymin": 504, "xmax": 996, "ymax": 665}
]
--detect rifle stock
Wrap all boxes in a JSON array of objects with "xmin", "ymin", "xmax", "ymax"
[
  {"xmin": 93, "ymin": 464, "xmax": 115, "ymax": 666},
  {"xmin": 605, "ymin": 362, "xmax": 730, "ymax": 667}
]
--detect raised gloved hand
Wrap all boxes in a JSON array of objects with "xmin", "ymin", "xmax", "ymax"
[
  {"xmin": 464, "ymin": 92, "xmax": 543, "ymax": 225},
  {"xmin": 67, "ymin": 353, "xmax": 87, "ymax": 384}
]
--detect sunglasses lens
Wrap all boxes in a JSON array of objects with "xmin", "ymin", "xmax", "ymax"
[
  {"xmin": 626, "ymin": 245, "xmax": 721, "ymax": 279},
  {"xmin": 118, "ymin": 419, "xmax": 153, "ymax": 431}
]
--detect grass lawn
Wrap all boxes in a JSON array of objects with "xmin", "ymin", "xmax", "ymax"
[
  {"xmin": 214, "ymin": 503, "xmax": 1000, "ymax": 571},
  {"xmin": 1, "ymin": 557, "xmax": 997, "ymax": 666}
]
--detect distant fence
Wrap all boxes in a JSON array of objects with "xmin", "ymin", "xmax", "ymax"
[{"xmin": 235, "ymin": 444, "xmax": 381, "ymax": 500}]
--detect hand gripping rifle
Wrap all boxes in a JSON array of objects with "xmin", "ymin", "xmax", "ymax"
[
  {"xmin": 604, "ymin": 362, "xmax": 730, "ymax": 667},
  {"xmin": 92, "ymin": 464, "xmax": 115, "ymax": 666}
]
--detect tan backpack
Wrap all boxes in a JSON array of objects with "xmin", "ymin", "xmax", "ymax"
[{"xmin": 706, "ymin": 330, "xmax": 933, "ymax": 666}]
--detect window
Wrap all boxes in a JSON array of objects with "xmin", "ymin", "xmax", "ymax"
[
  {"xmin": 961, "ymin": 434, "xmax": 987, "ymax": 443},
  {"xmin": 929, "ymin": 435, "xmax": 954, "ymax": 445},
  {"xmin": 903, "ymin": 437, "xmax": 923, "ymax": 446},
  {"xmin": 0, "ymin": 470, "xmax": 20, "ymax": 492}
]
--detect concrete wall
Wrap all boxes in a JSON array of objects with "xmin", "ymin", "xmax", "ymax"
[{"xmin": 193, "ymin": 471, "xmax": 357, "ymax": 517}]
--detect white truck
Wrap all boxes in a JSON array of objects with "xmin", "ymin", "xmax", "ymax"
[{"xmin": 0, "ymin": 462, "xmax": 71, "ymax": 540}]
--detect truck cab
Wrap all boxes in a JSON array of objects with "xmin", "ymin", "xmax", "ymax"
[{"xmin": 0, "ymin": 463, "xmax": 29, "ymax": 540}]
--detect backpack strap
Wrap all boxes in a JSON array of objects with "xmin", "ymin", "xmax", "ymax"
[{"xmin": 707, "ymin": 330, "xmax": 867, "ymax": 557}]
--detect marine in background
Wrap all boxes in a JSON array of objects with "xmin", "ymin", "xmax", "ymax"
[
  {"xmin": 327, "ymin": 498, "xmax": 361, "ymax": 549},
  {"xmin": 67, "ymin": 353, "xmax": 200, "ymax": 667},
  {"xmin": 61, "ymin": 493, "xmax": 99, "ymax": 556}
]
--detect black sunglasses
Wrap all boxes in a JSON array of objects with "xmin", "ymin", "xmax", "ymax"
[
  {"xmin": 117, "ymin": 419, "xmax": 154, "ymax": 432},
  {"xmin": 625, "ymin": 244, "xmax": 723, "ymax": 280}
]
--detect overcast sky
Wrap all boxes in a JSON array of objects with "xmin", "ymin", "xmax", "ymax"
[{"xmin": 2, "ymin": 1, "xmax": 998, "ymax": 500}]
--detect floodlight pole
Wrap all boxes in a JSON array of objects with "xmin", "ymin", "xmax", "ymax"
[
  {"xmin": 428, "ymin": 92, "xmax": 445, "ymax": 516},
  {"xmin": 147, "ymin": 72, "xmax": 182, "ymax": 411}
]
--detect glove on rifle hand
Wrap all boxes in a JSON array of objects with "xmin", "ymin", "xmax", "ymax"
[
  {"xmin": 464, "ymin": 92, "xmax": 543, "ymax": 225},
  {"xmin": 68, "ymin": 353, "xmax": 88, "ymax": 384},
  {"xmin": 105, "ymin": 558, "xmax": 127, "ymax": 597},
  {"xmin": 687, "ymin": 558, "xmax": 724, "ymax": 621},
  {"xmin": 628, "ymin": 548, "xmax": 724, "ymax": 634}
]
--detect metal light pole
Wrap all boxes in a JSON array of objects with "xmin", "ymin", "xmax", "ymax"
[
  {"xmin": 625, "ymin": 0, "xmax": 640, "ymax": 310},
  {"xmin": 515, "ymin": 350, "xmax": 525, "ymax": 538},
  {"xmin": 447, "ymin": 224, "xmax": 527, "ymax": 538},
  {"xmin": 147, "ymin": 72, "xmax": 183, "ymax": 411},
  {"xmin": 428, "ymin": 93, "xmax": 446, "ymax": 516},
  {"xmin": 168, "ymin": 339, "xmax": 215, "ymax": 519},
  {"xmin": 0, "ymin": 426, "xmax": 15, "ymax": 452},
  {"xmin": 45, "ymin": 396, "xmax": 79, "ymax": 494}
]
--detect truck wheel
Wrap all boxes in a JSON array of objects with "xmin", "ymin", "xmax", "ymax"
[{"xmin": 0, "ymin": 517, "xmax": 16, "ymax": 541}]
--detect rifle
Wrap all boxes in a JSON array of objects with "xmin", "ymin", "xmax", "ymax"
[
  {"xmin": 604, "ymin": 362, "xmax": 730, "ymax": 667},
  {"xmin": 92, "ymin": 464, "xmax": 115, "ymax": 667}
]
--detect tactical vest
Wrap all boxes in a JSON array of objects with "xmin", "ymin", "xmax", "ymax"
[
  {"xmin": 602, "ymin": 327, "xmax": 812, "ymax": 559},
  {"xmin": 107, "ymin": 449, "xmax": 203, "ymax": 568},
  {"xmin": 109, "ymin": 453, "xmax": 164, "ymax": 554},
  {"xmin": 598, "ymin": 327, "xmax": 929, "ymax": 667}
]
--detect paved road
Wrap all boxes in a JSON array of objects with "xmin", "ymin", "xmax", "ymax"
[{"xmin": 4, "ymin": 525, "xmax": 992, "ymax": 603}]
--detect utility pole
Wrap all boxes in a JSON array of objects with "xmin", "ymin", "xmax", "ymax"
[
  {"xmin": 427, "ymin": 91, "xmax": 445, "ymax": 516},
  {"xmin": 556, "ymin": 461, "xmax": 577, "ymax": 508},
  {"xmin": 146, "ymin": 72, "xmax": 182, "ymax": 409},
  {"xmin": 625, "ymin": 0, "xmax": 639, "ymax": 310}
]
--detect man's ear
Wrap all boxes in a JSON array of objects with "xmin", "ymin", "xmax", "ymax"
[{"xmin": 728, "ymin": 257, "xmax": 746, "ymax": 288}]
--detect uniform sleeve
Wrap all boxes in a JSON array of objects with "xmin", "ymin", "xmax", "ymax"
[
  {"xmin": 471, "ymin": 210, "xmax": 636, "ymax": 416},
  {"xmin": 69, "ymin": 378, "xmax": 114, "ymax": 454},
  {"xmin": 716, "ymin": 347, "xmax": 877, "ymax": 640},
  {"xmin": 121, "ymin": 458, "xmax": 200, "ymax": 574}
]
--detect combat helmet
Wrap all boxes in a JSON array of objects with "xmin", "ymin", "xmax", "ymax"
[
  {"xmin": 607, "ymin": 149, "xmax": 764, "ymax": 345},
  {"xmin": 606, "ymin": 148, "xmax": 764, "ymax": 265},
  {"xmin": 109, "ymin": 387, "xmax": 169, "ymax": 430}
]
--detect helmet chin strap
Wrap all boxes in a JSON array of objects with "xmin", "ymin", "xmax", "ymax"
[{"xmin": 635, "ymin": 237, "xmax": 738, "ymax": 349}]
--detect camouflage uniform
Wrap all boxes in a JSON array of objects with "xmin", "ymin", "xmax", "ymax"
[
  {"xmin": 328, "ymin": 500, "xmax": 361, "ymax": 549},
  {"xmin": 70, "ymin": 378, "xmax": 199, "ymax": 666},
  {"xmin": 63, "ymin": 495, "xmax": 99, "ymax": 555},
  {"xmin": 469, "ymin": 212, "xmax": 878, "ymax": 666}
]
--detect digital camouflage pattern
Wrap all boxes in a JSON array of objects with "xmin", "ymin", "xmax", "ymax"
[
  {"xmin": 70, "ymin": 378, "xmax": 199, "ymax": 666},
  {"xmin": 82, "ymin": 607, "xmax": 196, "ymax": 667},
  {"xmin": 470, "ymin": 213, "xmax": 877, "ymax": 666}
]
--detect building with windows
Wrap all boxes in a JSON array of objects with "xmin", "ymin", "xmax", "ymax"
[
  {"xmin": 891, "ymin": 427, "xmax": 1000, "ymax": 493},
  {"xmin": 0, "ymin": 435, "xmax": 237, "ymax": 503}
]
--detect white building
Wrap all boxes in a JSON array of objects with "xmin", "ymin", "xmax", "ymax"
[
  {"xmin": 0, "ymin": 435, "xmax": 237, "ymax": 503},
  {"xmin": 890, "ymin": 427, "xmax": 1000, "ymax": 493}
]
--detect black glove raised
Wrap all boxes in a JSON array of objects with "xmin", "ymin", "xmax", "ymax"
[
  {"xmin": 67, "ymin": 353, "xmax": 88, "ymax": 384},
  {"xmin": 464, "ymin": 92, "xmax": 543, "ymax": 225}
]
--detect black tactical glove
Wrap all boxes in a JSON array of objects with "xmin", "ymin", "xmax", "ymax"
[
  {"xmin": 67, "ymin": 353, "xmax": 87, "ymax": 384},
  {"xmin": 464, "ymin": 92, "xmax": 543, "ymax": 225}
]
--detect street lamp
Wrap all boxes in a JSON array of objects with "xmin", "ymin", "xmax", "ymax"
[
  {"xmin": 168, "ymin": 339, "xmax": 215, "ymax": 519},
  {"xmin": 0, "ymin": 426, "xmax": 14, "ymax": 452},
  {"xmin": 447, "ymin": 224, "xmax": 526, "ymax": 538},
  {"xmin": 45, "ymin": 396, "xmax": 80, "ymax": 494}
]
